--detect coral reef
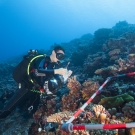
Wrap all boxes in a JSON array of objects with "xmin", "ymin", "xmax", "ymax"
[{"xmin": 2, "ymin": 21, "xmax": 135, "ymax": 135}]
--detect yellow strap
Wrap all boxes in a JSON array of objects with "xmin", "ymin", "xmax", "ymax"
[{"xmin": 27, "ymin": 54, "xmax": 46, "ymax": 83}]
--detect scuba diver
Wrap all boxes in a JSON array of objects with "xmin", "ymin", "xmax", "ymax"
[{"xmin": 0, "ymin": 45, "xmax": 72, "ymax": 118}]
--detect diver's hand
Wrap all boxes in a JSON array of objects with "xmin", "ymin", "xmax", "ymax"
[
  {"xmin": 54, "ymin": 68, "xmax": 68, "ymax": 75},
  {"xmin": 68, "ymin": 70, "xmax": 72, "ymax": 77}
]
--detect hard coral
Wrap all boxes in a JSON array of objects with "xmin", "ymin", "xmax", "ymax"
[
  {"xmin": 47, "ymin": 111, "xmax": 73, "ymax": 124},
  {"xmin": 89, "ymin": 129, "xmax": 118, "ymax": 135},
  {"xmin": 122, "ymin": 101, "xmax": 135, "ymax": 120},
  {"xmin": 108, "ymin": 49, "xmax": 120, "ymax": 56},
  {"xmin": 92, "ymin": 104, "xmax": 111, "ymax": 124},
  {"xmin": 95, "ymin": 66, "xmax": 118, "ymax": 75},
  {"xmin": 82, "ymin": 79, "xmax": 99, "ymax": 100},
  {"xmin": 118, "ymin": 57, "xmax": 135, "ymax": 71},
  {"xmin": 61, "ymin": 94, "xmax": 79, "ymax": 112},
  {"xmin": 72, "ymin": 130, "xmax": 89, "ymax": 135},
  {"xmin": 93, "ymin": 105, "xmax": 106, "ymax": 117},
  {"xmin": 61, "ymin": 76, "xmax": 82, "ymax": 112},
  {"xmin": 67, "ymin": 76, "xmax": 81, "ymax": 96}
]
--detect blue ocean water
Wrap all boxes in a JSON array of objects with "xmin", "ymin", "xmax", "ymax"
[{"xmin": 0, "ymin": 0, "xmax": 135, "ymax": 61}]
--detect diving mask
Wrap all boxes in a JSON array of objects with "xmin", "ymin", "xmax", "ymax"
[{"xmin": 56, "ymin": 53, "xmax": 65, "ymax": 60}]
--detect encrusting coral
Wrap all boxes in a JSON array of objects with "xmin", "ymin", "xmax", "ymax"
[
  {"xmin": 108, "ymin": 49, "xmax": 121, "ymax": 56},
  {"xmin": 95, "ymin": 66, "xmax": 118, "ymax": 75},
  {"xmin": 99, "ymin": 93, "xmax": 134, "ymax": 108}
]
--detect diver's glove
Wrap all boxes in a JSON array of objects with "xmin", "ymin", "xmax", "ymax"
[
  {"xmin": 62, "ymin": 70, "xmax": 72, "ymax": 83},
  {"xmin": 54, "ymin": 68, "xmax": 68, "ymax": 75}
]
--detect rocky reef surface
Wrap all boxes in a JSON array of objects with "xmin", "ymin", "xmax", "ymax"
[{"xmin": 1, "ymin": 21, "xmax": 135, "ymax": 135}]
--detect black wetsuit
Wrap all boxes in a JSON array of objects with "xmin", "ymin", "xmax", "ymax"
[
  {"xmin": 0, "ymin": 55, "xmax": 60, "ymax": 118},
  {"xmin": 33, "ymin": 56, "xmax": 60, "ymax": 87}
]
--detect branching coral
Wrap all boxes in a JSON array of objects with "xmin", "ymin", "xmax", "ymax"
[
  {"xmin": 92, "ymin": 104, "xmax": 111, "ymax": 124},
  {"xmin": 61, "ymin": 95, "xmax": 79, "ymax": 112},
  {"xmin": 120, "ymin": 116, "xmax": 133, "ymax": 123},
  {"xmin": 72, "ymin": 130, "xmax": 89, "ymax": 135},
  {"xmin": 122, "ymin": 101, "xmax": 135, "ymax": 120},
  {"xmin": 67, "ymin": 76, "xmax": 81, "ymax": 96},
  {"xmin": 89, "ymin": 129, "xmax": 118, "ymax": 135},
  {"xmin": 108, "ymin": 108, "xmax": 117, "ymax": 115},
  {"xmin": 82, "ymin": 79, "xmax": 99, "ymax": 100},
  {"xmin": 47, "ymin": 111, "xmax": 73, "ymax": 124},
  {"xmin": 93, "ymin": 105, "xmax": 106, "ymax": 117},
  {"xmin": 33, "ymin": 97, "xmax": 58, "ymax": 125},
  {"xmin": 61, "ymin": 76, "xmax": 82, "ymax": 112},
  {"xmin": 117, "ymin": 58, "xmax": 135, "ymax": 71}
]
